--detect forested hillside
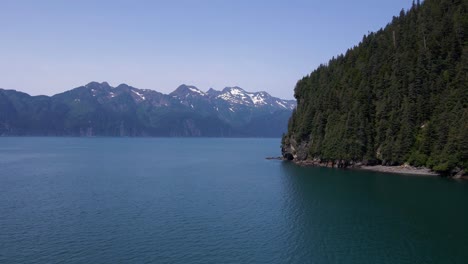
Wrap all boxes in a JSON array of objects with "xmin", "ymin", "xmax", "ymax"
[{"xmin": 282, "ymin": 0, "xmax": 467, "ymax": 174}]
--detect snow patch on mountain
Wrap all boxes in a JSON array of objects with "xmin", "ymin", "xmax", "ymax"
[
  {"xmin": 150, "ymin": 84, "xmax": 295, "ymax": 110},
  {"xmin": 247, "ymin": 93, "xmax": 266, "ymax": 105},
  {"xmin": 216, "ymin": 87, "xmax": 252, "ymax": 105},
  {"xmin": 276, "ymin": 100, "xmax": 287, "ymax": 108},
  {"xmin": 212, "ymin": 87, "xmax": 296, "ymax": 110},
  {"xmin": 188, "ymin": 87, "xmax": 206, "ymax": 96},
  {"xmin": 132, "ymin": 89, "xmax": 146, "ymax": 100}
]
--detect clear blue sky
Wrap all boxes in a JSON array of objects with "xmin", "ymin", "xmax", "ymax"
[{"xmin": 1, "ymin": 0, "xmax": 413, "ymax": 99}]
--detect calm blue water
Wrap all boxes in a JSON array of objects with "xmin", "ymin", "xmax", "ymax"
[{"xmin": 0, "ymin": 138, "xmax": 467, "ymax": 263}]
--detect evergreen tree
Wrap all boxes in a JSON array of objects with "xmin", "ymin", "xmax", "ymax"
[{"xmin": 283, "ymin": 0, "xmax": 467, "ymax": 173}]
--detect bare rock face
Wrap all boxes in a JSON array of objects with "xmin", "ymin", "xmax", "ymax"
[
  {"xmin": 281, "ymin": 136, "xmax": 297, "ymax": 160},
  {"xmin": 282, "ymin": 135, "xmax": 310, "ymax": 162},
  {"xmin": 295, "ymin": 141, "xmax": 309, "ymax": 161},
  {"xmin": 281, "ymin": 137, "xmax": 309, "ymax": 162},
  {"xmin": 283, "ymin": 152, "xmax": 294, "ymax": 161},
  {"xmin": 453, "ymin": 169, "xmax": 466, "ymax": 179}
]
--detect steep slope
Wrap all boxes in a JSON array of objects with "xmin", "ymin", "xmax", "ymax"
[{"xmin": 282, "ymin": 0, "xmax": 467, "ymax": 174}]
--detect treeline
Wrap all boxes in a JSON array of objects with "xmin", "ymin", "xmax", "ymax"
[{"xmin": 283, "ymin": 0, "xmax": 467, "ymax": 172}]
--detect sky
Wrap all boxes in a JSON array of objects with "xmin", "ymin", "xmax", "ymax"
[{"xmin": 1, "ymin": 0, "xmax": 413, "ymax": 99}]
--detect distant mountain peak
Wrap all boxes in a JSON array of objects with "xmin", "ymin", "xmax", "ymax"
[
  {"xmin": 171, "ymin": 84, "xmax": 206, "ymax": 97},
  {"xmin": 85, "ymin": 81, "xmax": 111, "ymax": 89},
  {"xmin": 222, "ymin": 86, "xmax": 245, "ymax": 93},
  {"xmin": 215, "ymin": 86, "xmax": 269, "ymax": 107},
  {"xmin": 206, "ymin": 88, "xmax": 220, "ymax": 96},
  {"xmin": 116, "ymin": 83, "xmax": 133, "ymax": 89}
]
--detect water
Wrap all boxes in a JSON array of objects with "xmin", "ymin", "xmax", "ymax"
[{"xmin": 0, "ymin": 137, "xmax": 467, "ymax": 264}]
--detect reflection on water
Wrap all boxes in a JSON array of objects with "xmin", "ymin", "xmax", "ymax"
[{"xmin": 279, "ymin": 162, "xmax": 468, "ymax": 264}]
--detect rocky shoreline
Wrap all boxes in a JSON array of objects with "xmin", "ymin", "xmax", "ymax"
[
  {"xmin": 358, "ymin": 165, "xmax": 438, "ymax": 176},
  {"xmin": 267, "ymin": 156, "xmax": 467, "ymax": 179},
  {"xmin": 279, "ymin": 137, "xmax": 466, "ymax": 179}
]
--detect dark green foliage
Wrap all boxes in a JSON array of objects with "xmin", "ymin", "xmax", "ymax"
[{"xmin": 283, "ymin": 0, "xmax": 467, "ymax": 172}]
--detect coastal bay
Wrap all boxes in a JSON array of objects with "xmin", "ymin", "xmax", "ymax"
[{"xmin": 1, "ymin": 137, "xmax": 468, "ymax": 263}]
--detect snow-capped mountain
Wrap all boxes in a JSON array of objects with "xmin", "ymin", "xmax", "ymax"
[
  {"xmin": 0, "ymin": 82, "xmax": 296, "ymax": 137},
  {"xmin": 170, "ymin": 84, "xmax": 296, "ymax": 112},
  {"xmin": 170, "ymin": 84, "xmax": 207, "ymax": 98},
  {"xmin": 213, "ymin": 86, "xmax": 296, "ymax": 110}
]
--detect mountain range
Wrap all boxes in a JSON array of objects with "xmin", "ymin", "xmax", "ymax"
[{"xmin": 0, "ymin": 82, "xmax": 296, "ymax": 137}]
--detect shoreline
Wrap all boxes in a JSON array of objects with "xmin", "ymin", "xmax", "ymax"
[
  {"xmin": 357, "ymin": 165, "xmax": 439, "ymax": 176},
  {"xmin": 268, "ymin": 157, "xmax": 467, "ymax": 179}
]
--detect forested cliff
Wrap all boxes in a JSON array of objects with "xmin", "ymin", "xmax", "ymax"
[{"xmin": 282, "ymin": 0, "xmax": 467, "ymax": 174}]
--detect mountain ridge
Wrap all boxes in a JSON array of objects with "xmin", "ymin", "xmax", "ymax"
[{"xmin": 0, "ymin": 82, "xmax": 296, "ymax": 137}]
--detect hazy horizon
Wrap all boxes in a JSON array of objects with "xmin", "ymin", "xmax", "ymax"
[{"xmin": 2, "ymin": 0, "xmax": 412, "ymax": 99}]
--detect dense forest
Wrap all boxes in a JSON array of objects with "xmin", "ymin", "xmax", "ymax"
[{"xmin": 282, "ymin": 0, "xmax": 467, "ymax": 174}]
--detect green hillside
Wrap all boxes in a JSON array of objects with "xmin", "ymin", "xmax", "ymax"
[{"xmin": 282, "ymin": 0, "xmax": 467, "ymax": 174}]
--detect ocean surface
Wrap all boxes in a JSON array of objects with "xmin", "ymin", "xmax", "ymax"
[{"xmin": 0, "ymin": 137, "xmax": 467, "ymax": 264}]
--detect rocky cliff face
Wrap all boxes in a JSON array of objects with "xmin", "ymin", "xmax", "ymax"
[{"xmin": 281, "ymin": 136, "xmax": 360, "ymax": 168}]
